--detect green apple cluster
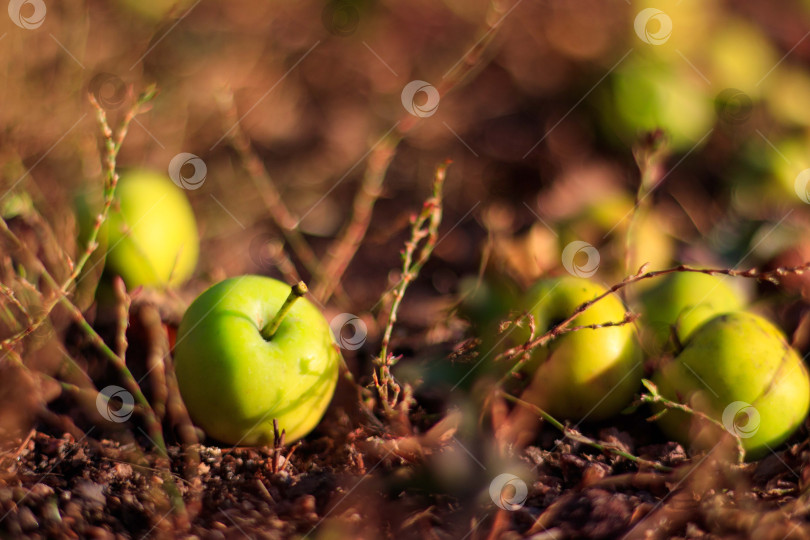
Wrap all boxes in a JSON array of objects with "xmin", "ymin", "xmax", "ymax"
[
  {"xmin": 637, "ymin": 272, "xmax": 810, "ymax": 457},
  {"xmin": 500, "ymin": 269, "xmax": 809, "ymax": 458},
  {"xmin": 638, "ymin": 272, "xmax": 743, "ymax": 351},
  {"xmin": 604, "ymin": 2, "xmax": 796, "ymax": 152}
]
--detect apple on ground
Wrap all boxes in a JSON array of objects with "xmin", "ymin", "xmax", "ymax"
[
  {"xmin": 504, "ymin": 277, "xmax": 642, "ymax": 446},
  {"xmin": 638, "ymin": 271, "xmax": 744, "ymax": 352},
  {"xmin": 77, "ymin": 169, "xmax": 199, "ymax": 291},
  {"xmin": 173, "ymin": 276, "xmax": 340, "ymax": 445},
  {"xmin": 652, "ymin": 311, "xmax": 810, "ymax": 459}
]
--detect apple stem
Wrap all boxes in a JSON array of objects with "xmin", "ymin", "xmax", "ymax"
[{"xmin": 261, "ymin": 281, "xmax": 308, "ymax": 340}]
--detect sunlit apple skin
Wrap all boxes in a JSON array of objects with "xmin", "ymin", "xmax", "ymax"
[
  {"xmin": 173, "ymin": 276, "xmax": 340, "ymax": 445},
  {"xmin": 103, "ymin": 170, "xmax": 199, "ymax": 289},
  {"xmin": 517, "ymin": 277, "xmax": 642, "ymax": 421},
  {"xmin": 652, "ymin": 312, "xmax": 810, "ymax": 459},
  {"xmin": 639, "ymin": 272, "xmax": 744, "ymax": 350},
  {"xmin": 115, "ymin": 0, "xmax": 196, "ymax": 19}
]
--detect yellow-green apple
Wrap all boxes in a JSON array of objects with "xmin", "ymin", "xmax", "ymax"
[
  {"xmin": 607, "ymin": 59, "xmax": 714, "ymax": 152},
  {"xmin": 515, "ymin": 277, "xmax": 642, "ymax": 420},
  {"xmin": 114, "ymin": 0, "xmax": 196, "ymax": 19},
  {"xmin": 639, "ymin": 271, "xmax": 744, "ymax": 350},
  {"xmin": 173, "ymin": 276, "xmax": 340, "ymax": 445},
  {"xmin": 652, "ymin": 311, "xmax": 810, "ymax": 458},
  {"xmin": 86, "ymin": 169, "xmax": 199, "ymax": 290}
]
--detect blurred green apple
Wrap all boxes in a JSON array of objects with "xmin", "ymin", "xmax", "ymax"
[
  {"xmin": 639, "ymin": 271, "xmax": 745, "ymax": 350},
  {"xmin": 97, "ymin": 169, "xmax": 199, "ymax": 289},
  {"xmin": 770, "ymin": 137, "xmax": 810, "ymax": 202},
  {"xmin": 652, "ymin": 312, "xmax": 810, "ymax": 458},
  {"xmin": 115, "ymin": 0, "xmax": 196, "ymax": 19},
  {"xmin": 515, "ymin": 277, "xmax": 642, "ymax": 421},
  {"xmin": 765, "ymin": 66, "xmax": 810, "ymax": 127},
  {"xmin": 707, "ymin": 19, "xmax": 775, "ymax": 95},
  {"xmin": 607, "ymin": 59, "xmax": 713, "ymax": 152},
  {"xmin": 173, "ymin": 276, "xmax": 340, "ymax": 445}
]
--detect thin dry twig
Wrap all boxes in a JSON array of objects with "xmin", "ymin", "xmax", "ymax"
[
  {"xmin": 0, "ymin": 283, "xmax": 30, "ymax": 326},
  {"xmin": 638, "ymin": 379, "xmax": 745, "ymax": 464},
  {"xmin": 139, "ymin": 303, "xmax": 169, "ymax": 425},
  {"xmin": 501, "ymin": 391, "xmax": 673, "ymax": 471},
  {"xmin": 625, "ymin": 130, "xmax": 668, "ymax": 279},
  {"xmin": 214, "ymin": 90, "xmax": 346, "ymax": 299},
  {"xmin": 113, "ymin": 276, "xmax": 130, "ymax": 360},
  {"xmin": 313, "ymin": 129, "xmax": 403, "ymax": 303},
  {"xmin": 374, "ymin": 161, "xmax": 448, "ymax": 417}
]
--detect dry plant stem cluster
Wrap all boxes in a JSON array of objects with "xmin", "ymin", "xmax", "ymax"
[
  {"xmin": 373, "ymin": 162, "xmax": 448, "ymax": 418},
  {"xmin": 269, "ymin": 419, "xmax": 299, "ymax": 474},
  {"xmin": 639, "ymin": 379, "xmax": 746, "ymax": 464},
  {"xmin": 0, "ymin": 90, "xmax": 188, "ymax": 521},
  {"xmin": 0, "ymin": 89, "xmax": 155, "ymax": 350}
]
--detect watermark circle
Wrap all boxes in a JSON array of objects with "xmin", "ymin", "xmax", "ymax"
[
  {"xmin": 489, "ymin": 473, "xmax": 528, "ymax": 511},
  {"xmin": 721, "ymin": 401, "xmax": 760, "ymax": 439},
  {"xmin": 8, "ymin": 0, "xmax": 46, "ymax": 30},
  {"xmin": 96, "ymin": 385, "xmax": 135, "ymax": 423},
  {"xmin": 401, "ymin": 80, "xmax": 440, "ymax": 118},
  {"xmin": 322, "ymin": 0, "xmax": 359, "ymax": 36},
  {"xmin": 634, "ymin": 8, "xmax": 672, "ymax": 45},
  {"xmin": 330, "ymin": 313, "xmax": 367, "ymax": 350},
  {"xmin": 795, "ymin": 169, "xmax": 810, "ymax": 204},
  {"xmin": 89, "ymin": 73, "xmax": 127, "ymax": 111},
  {"xmin": 561, "ymin": 241, "xmax": 600, "ymax": 278},
  {"xmin": 168, "ymin": 153, "xmax": 207, "ymax": 190},
  {"xmin": 714, "ymin": 88, "xmax": 753, "ymax": 125}
]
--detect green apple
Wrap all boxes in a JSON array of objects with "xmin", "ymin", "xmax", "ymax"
[
  {"xmin": 97, "ymin": 169, "xmax": 199, "ymax": 289},
  {"xmin": 173, "ymin": 276, "xmax": 340, "ymax": 445},
  {"xmin": 707, "ymin": 19, "xmax": 775, "ymax": 96},
  {"xmin": 515, "ymin": 277, "xmax": 642, "ymax": 421},
  {"xmin": 652, "ymin": 312, "xmax": 810, "ymax": 458},
  {"xmin": 115, "ymin": 0, "xmax": 197, "ymax": 19},
  {"xmin": 606, "ymin": 58, "xmax": 714, "ymax": 152},
  {"xmin": 638, "ymin": 271, "xmax": 744, "ymax": 350},
  {"xmin": 764, "ymin": 66, "xmax": 810, "ymax": 127}
]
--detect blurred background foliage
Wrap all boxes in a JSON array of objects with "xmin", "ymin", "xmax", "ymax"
[{"xmin": 2, "ymin": 0, "xmax": 810, "ymax": 364}]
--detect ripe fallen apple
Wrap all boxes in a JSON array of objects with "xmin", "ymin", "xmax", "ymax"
[
  {"xmin": 515, "ymin": 276, "xmax": 642, "ymax": 421},
  {"xmin": 652, "ymin": 312, "xmax": 810, "ymax": 458},
  {"xmin": 78, "ymin": 169, "xmax": 199, "ymax": 290},
  {"xmin": 173, "ymin": 276, "xmax": 340, "ymax": 445},
  {"xmin": 639, "ymin": 271, "xmax": 744, "ymax": 350}
]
